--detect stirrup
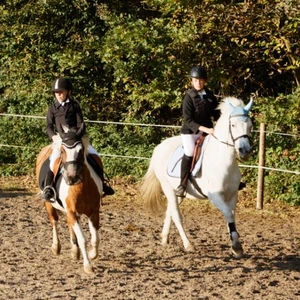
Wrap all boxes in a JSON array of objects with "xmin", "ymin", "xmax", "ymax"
[
  {"xmin": 42, "ymin": 186, "xmax": 57, "ymax": 203},
  {"xmin": 175, "ymin": 185, "xmax": 186, "ymax": 198}
]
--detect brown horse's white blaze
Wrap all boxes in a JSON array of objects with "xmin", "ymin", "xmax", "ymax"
[{"xmin": 36, "ymin": 136, "xmax": 103, "ymax": 274}]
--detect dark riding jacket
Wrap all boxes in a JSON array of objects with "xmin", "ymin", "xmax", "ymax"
[
  {"xmin": 46, "ymin": 98, "xmax": 86, "ymax": 140},
  {"xmin": 180, "ymin": 87, "xmax": 220, "ymax": 134}
]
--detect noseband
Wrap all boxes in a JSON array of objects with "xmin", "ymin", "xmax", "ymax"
[
  {"xmin": 61, "ymin": 138, "xmax": 85, "ymax": 185},
  {"xmin": 212, "ymin": 113, "xmax": 251, "ymax": 147},
  {"xmin": 229, "ymin": 114, "xmax": 251, "ymax": 142}
]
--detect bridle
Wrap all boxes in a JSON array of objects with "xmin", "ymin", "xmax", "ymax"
[
  {"xmin": 61, "ymin": 139, "xmax": 85, "ymax": 184},
  {"xmin": 212, "ymin": 113, "xmax": 251, "ymax": 147}
]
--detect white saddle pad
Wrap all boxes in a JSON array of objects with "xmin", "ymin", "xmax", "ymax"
[{"xmin": 167, "ymin": 136, "xmax": 209, "ymax": 178}]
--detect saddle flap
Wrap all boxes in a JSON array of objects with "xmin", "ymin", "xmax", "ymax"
[{"xmin": 167, "ymin": 136, "xmax": 209, "ymax": 178}]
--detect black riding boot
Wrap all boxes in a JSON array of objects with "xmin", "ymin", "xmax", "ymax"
[
  {"xmin": 238, "ymin": 181, "xmax": 246, "ymax": 190},
  {"xmin": 175, "ymin": 155, "xmax": 193, "ymax": 197},
  {"xmin": 97, "ymin": 166, "xmax": 115, "ymax": 196},
  {"xmin": 41, "ymin": 169, "xmax": 56, "ymax": 202},
  {"xmin": 102, "ymin": 179, "xmax": 115, "ymax": 196}
]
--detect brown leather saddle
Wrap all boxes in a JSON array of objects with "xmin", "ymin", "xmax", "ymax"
[{"xmin": 36, "ymin": 145, "xmax": 104, "ymax": 190}]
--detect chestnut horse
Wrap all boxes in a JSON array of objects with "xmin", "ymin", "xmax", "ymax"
[
  {"xmin": 36, "ymin": 135, "xmax": 102, "ymax": 274},
  {"xmin": 141, "ymin": 97, "xmax": 254, "ymax": 258}
]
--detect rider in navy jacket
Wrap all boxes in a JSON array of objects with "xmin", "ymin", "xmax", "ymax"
[
  {"xmin": 181, "ymin": 87, "xmax": 220, "ymax": 135},
  {"xmin": 41, "ymin": 77, "xmax": 114, "ymax": 202},
  {"xmin": 46, "ymin": 98, "xmax": 86, "ymax": 140},
  {"xmin": 176, "ymin": 66, "xmax": 220, "ymax": 197}
]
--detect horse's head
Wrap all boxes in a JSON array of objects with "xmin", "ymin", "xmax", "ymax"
[
  {"xmin": 60, "ymin": 131, "xmax": 85, "ymax": 185},
  {"xmin": 221, "ymin": 97, "xmax": 254, "ymax": 160}
]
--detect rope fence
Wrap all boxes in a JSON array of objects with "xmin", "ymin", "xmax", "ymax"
[
  {"xmin": 0, "ymin": 113, "xmax": 299, "ymax": 177},
  {"xmin": 1, "ymin": 113, "xmax": 299, "ymax": 136}
]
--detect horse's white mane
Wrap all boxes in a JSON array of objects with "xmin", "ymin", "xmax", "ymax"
[{"xmin": 218, "ymin": 97, "xmax": 245, "ymax": 115}]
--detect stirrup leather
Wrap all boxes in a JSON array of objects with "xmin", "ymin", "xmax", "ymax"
[{"xmin": 175, "ymin": 185, "xmax": 186, "ymax": 198}]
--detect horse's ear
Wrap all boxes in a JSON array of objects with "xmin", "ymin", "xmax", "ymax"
[
  {"xmin": 244, "ymin": 97, "xmax": 254, "ymax": 113},
  {"xmin": 225, "ymin": 98, "xmax": 235, "ymax": 114}
]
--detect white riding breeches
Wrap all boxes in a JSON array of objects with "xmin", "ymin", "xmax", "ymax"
[{"xmin": 181, "ymin": 133, "xmax": 202, "ymax": 157}]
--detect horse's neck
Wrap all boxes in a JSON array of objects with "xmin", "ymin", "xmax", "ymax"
[
  {"xmin": 213, "ymin": 116, "xmax": 233, "ymax": 148},
  {"xmin": 204, "ymin": 118, "xmax": 236, "ymax": 167}
]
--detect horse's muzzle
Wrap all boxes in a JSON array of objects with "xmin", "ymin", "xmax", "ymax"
[
  {"xmin": 63, "ymin": 162, "xmax": 84, "ymax": 185},
  {"xmin": 238, "ymin": 146, "xmax": 253, "ymax": 161}
]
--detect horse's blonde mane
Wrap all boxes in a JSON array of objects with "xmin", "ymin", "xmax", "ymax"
[
  {"xmin": 82, "ymin": 135, "xmax": 90, "ymax": 155},
  {"xmin": 218, "ymin": 97, "xmax": 245, "ymax": 116}
]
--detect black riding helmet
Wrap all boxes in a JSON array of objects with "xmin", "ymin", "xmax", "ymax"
[
  {"xmin": 52, "ymin": 77, "xmax": 73, "ymax": 92},
  {"xmin": 189, "ymin": 66, "xmax": 207, "ymax": 80}
]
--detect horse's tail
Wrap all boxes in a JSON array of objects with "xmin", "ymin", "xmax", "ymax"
[{"xmin": 140, "ymin": 158, "xmax": 165, "ymax": 215}]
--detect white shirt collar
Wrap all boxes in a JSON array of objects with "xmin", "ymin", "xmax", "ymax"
[{"xmin": 59, "ymin": 98, "xmax": 70, "ymax": 106}]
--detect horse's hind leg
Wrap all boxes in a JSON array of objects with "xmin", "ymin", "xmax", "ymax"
[
  {"xmin": 87, "ymin": 211, "xmax": 100, "ymax": 260},
  {"xmin": 161, "ymin": 187, "xmax": 194, "ymax": 252},
  {"xmin": 45, "ymin": 202, "xmax": 61, "ymax": 255}
]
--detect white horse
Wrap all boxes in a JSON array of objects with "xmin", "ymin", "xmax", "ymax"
[{"xmin": 141, "ymin": 97, "xmax": 253, "ymax": 258}]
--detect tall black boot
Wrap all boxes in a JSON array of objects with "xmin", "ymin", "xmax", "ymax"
[
  {"xmin": 95, "ymin": 165, "xmax": 115, "ymax": 196},
  {"xmin": 41, "ymin": 169, "xmax": 56, "ymax": 202},
  {"xmin": 87, "ymin": 155, "xmax": 115, "ymax": 196},
  {"xmin": 102, "ymin": 176, "xmax": 115, "ymax": 196},
  {"xmin": 238, "ymin": 181, "xmax": 246, "ymax": 190},
  {"xmin": 175, "ymin": 155, "xmax": 193, "ymax": 197}
]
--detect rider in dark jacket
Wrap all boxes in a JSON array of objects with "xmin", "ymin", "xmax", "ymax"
[
  {"xmin": 176, "ymin": 66, "xmax": 220, "ymax": 197},
  {"xmin": 42, "ymin": 77, "xmax": 114, "ymax": 202}
]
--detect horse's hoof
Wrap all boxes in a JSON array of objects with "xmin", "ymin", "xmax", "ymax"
[
  {"xmin": 161, "ymin": 236, "xmax": 169, "ymax": 246},
  {"xmin": 88, "ymin": 249, "xmax": 98, "ymax": 260},
  {"xmin": 185, "ymin": 243, "xmax": 195, "ymax": 252},
  {"xmin": 51, "ymin": 244, "xmax": 61, "ymax": 256},
  {"xmin": 84, "ymin": 264, "xmax": 94, "ymax": 274},
  {"xmin": 71, "ymin": 247, "xmax": 80, "ymax": 260},
  {"xmin": 232, "ymin": 241, "xmax": 243, "ymax": 258}
]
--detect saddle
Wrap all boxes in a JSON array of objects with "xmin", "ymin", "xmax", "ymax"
[
  {"xmin": 37, "ymin": 146, "xmax": 104, "ymax": 190},
  {"xmin": 167, "ymin": 134, "xmax": 209, "ymax": 178},
  {"xmin": 167, "ymin": 134, "xmax": 209, "ymax": 198}
]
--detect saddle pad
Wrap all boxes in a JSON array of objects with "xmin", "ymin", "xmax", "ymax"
[
  {"xmin": 167, "ymin": 136, "xmax": 209, "ymax": 178},
  {"xmin": 38, "ymin": 158, "xmax": 51, "ymax": 189}
]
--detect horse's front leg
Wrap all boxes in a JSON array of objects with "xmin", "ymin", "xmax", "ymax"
[
  {"xmin": 87, "ymin": 211, "xmax": 100, "ymax": 260},
  {"xmin": 68, "ymin": 223, "xmax": 80, "ymax": 260},
  {"xmin": 162, "ymin": 188, "xmax": 194, "ymax": 252},
  {"xmin": 209, "ymin": 192, "xmax": 243, "ymax": 258},
  {"xmin": 45, "ymin": 202, "xmax": 61, "ymax": 255},
  {"xmin": 228, "ymin": 221, "xmax": 243, "ymax": 258},
  {"xmin": 67, "ymin": 210, "xmax": 94, "ymax": 274}
]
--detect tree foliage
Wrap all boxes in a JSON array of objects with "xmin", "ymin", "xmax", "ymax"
[{"xmin": 0, "ymin": 0, "xmax": 299, "ymax": 204}]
